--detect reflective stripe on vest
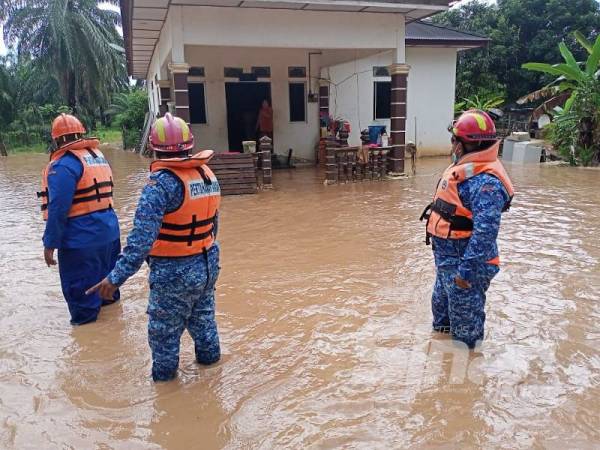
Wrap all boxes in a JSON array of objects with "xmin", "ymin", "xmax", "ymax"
[
  {"xmin": 148, "ymin": 151, "xmax": 221, "ymax": 258},
  {"xmin": 421, "ymin": 141, "xmax": 514, "ymax": 243},
  {"xmin": 38, "ymin": 140, "xmax": 114, "ymax": 221}
]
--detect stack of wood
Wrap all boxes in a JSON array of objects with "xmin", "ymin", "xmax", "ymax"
[{"xmin": 209, "ymin": 153, "xmax": 257, "ymax": 195}]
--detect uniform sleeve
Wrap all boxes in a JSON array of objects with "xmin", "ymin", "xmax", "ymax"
[
  {"xmin": 458, "ymin": 177, "xmax": 509, "ymax": 283},
  {"xmin": 107, "ymin": 171, "xmax": 182, "ymax": 286},
  {"xmin": 42, "ymin": 156, "xmax": 83, "ymax": 249}
]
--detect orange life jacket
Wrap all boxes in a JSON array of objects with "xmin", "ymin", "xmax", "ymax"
[
  {"xmin": 38, "ymin": 139, "xmax": 114, "ymax": 221},
  {"xmin": 420, "ymin": 141, "xmax": 514, "ymax": 246},
  {"xmin": 148, "ymin": 151, "xmax": 221, "ymax": 258}
]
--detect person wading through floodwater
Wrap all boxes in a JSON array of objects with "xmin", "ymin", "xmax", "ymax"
[
  {"xmin": 420, "ymin": 110, "xmax": 514, "ymax": 348},
  {"xmin": 38, "ymin": 113, "xmax": 120, "ymax": 325},
  {"xmin": 87, "ymin": 113, "xmax": 222, "ymax": 382}
]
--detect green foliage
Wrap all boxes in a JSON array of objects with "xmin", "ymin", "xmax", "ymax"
[
  {"xmin": 434, "ymin": 0, "xmax": 600, "ymax": 103},
  {"xmin": 545, "ymin": 110, "xmax": 579, "ymax": 164},
  {"xmin": 3, "ymin": 0, "xmax": 127, "ymax": 117},
  {"xmin": 524, "ymin": 36, "xmax": 600, "ymax": 166},
  {"xmin": 455, "ymin": 94, "xmax": 505, "ymax": 114},
  {"xmin": 0, "ymin": 103, "xmax": 73, "ymax": 150},
  {"xmin": 95, "ymin": 127, "xmax": 123, "ymax": 144},
  {"xmin": 108, "ymin": 89, "xmax": 148, "ymax": 131},
  {"xmin": 107, "ymin": 89, "xmax": 149, "ymax": 150}
]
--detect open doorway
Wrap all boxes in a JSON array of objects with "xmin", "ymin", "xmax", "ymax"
[{"xmin": 225, "ymin": 82, "xmax": 271, "ymax": 152}]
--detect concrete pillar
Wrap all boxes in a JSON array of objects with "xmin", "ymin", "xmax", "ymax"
[
  {"xmin": 168, "ymin": 63, "xmax": 190, "ymax": 123},
  {"xmin": 389, "ymin": 16, "xmax": 410, "ymax": 175}
]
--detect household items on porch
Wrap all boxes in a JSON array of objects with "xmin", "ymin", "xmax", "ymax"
[
  {"xmin": 242, "ymin": 140, "xmax": 257, "ymax": 153},
  {"xmin": 368, "ymin": 125, "xmax": 389, "ymax": 146}
]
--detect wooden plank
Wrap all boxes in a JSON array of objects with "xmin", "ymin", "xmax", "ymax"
[
  {"xmin": 210, "ymin": 164, "xmax": 255, "ymax": 170},
  {"xmin": 222, "ymin": 190, "xmax": 257, "ymax": 196},
  {"xmin": 210, "ymin": 153, "xmax": 258, "ymax": 195},
  {"xmin": 221, "ymin": 181, "xmax": 257, "ymax": 188},
  {"xmin": 216, "ymin": 174, "xmax": 257, "ymax": 181}
]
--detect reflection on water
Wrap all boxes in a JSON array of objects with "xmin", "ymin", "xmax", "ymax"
[{"xmin": 0, "ymin": 150, "xmax": 599, "ymax": 449}]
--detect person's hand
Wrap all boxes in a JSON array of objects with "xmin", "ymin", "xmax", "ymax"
[
  {"xmin": 454, "ymin": 276, "xmax": 471, "ymax": 290},
  {"xmin": 86, "ymin": 277, "xmax": 118, "ymax": 300},
  {"xmin": 44, "ymin": 248, "xmax": 57, "ymax": 267}
]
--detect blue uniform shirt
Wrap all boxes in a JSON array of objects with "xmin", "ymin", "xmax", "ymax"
[
  {"xmin": 42, "ymin": 152, "xmax": 120, "ymax": 249},
  {"xmin": 107, "ymin": 170, "xmax": 219, "ymax": 287},
  {"xmin": 432, "ymin": 173, "xmax": 510, "ymax": 283}
]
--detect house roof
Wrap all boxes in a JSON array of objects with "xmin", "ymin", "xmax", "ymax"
[
  {"xmin": 406, "ymin": 21, "xmax": 489, "ymax": 48},
  {"xmin": 121, "ymin": 1, "xmax": 485, "ymax": 78}
]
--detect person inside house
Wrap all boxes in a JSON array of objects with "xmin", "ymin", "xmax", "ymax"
[
  {"xmin": 39, "ymin": 113, "xmax": 121, "ymax": 325},
  {"xmin": 420, "ymin": 110, "xmax": 514, "ymax": 348},
  {"xmin": 86, "ymin": 113, "xmax": 221, "ymax": 382},
  {"xmin": 256, "ymin": 99, "xmax": 273, "ymax": 143}
]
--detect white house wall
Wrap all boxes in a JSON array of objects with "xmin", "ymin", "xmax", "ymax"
[
  {"xmin": 182, "ymin": 6, "xmax": 404, "ymax": 50},
  {"xmin": 326, "ymin": 47, "xmax": 457, "ymax": 157},
  {"xmin": 185, "ymin": 46, "xmax": 321, "ymax": 159}
]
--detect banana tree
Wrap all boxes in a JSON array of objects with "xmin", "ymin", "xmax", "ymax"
[
  {"xmin": 523, "ymin": 33, "xmax": 600, "ymax": 166},
  {"xmin": 522, "ymin": 34, "xmax": 600, "ymax": 113}
]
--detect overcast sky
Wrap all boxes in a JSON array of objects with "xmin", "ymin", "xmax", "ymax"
[{"xmin": 0, "ymin": 0, "xmax": 494, "ymax": 57}]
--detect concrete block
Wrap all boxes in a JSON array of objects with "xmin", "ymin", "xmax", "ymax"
[
  {"xmin": 502, "ymin": 139, "xmax": 515, "ymax": 161},
  {"xmin": 512, "ymin": 141, "xmax": 543, "ymax": 164},
  {"xmin": 506, "ymin": 132, "xmax": 530, "ymax": 142}
]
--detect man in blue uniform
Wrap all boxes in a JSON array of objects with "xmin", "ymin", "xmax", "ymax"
[
  {"xmin": 40, "ymin": 114, "xmax": 120, "ymax": 325},
  {"xmin": 87, "ymin": 113, "xmax": 221, "ymax": 382},
  {"xmin": 421, "ymin": 110, "xmax": 514, "ymax": 348}
]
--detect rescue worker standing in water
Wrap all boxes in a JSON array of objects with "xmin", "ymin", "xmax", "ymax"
[
  {"xmin": 39, "ymin": 114, "xmax": 121, "ymax": 325},
  {"xmin": 421, "ymin": 110, "xmax": 514, "ymax": 348},
  {"xmin": 87, "ymin": 113, "xmax": 221, "ymax": 382}
]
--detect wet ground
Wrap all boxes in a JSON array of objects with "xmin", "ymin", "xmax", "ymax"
[{"xmin": 0, "ymin": 149, "xmax": 599, "ymax": 449}]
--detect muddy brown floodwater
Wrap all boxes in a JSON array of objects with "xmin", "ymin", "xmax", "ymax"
[{"xmin": 0, "ymin": 148, "xmax": 599, "ymax": 449}]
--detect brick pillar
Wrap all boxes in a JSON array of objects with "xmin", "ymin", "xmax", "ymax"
[
  {"xmin": 319, "ymin": 84, "xmax": 329, "ymax": 116},
  {"xmin": 168, "ymin": 62, "xmax": 190, "ymax": 123},
  {"xmin": 158, "ymin": 80, "xmax": 171, "ymax": 116},
  {"xmin": 325, "ymin": 146, "xmax": 338, "ymax": 185},
  {"xmin": 389, "ymin": 63, "xmax": 410, "ymax": 175},
  {"xmin": 259, "ymin": 136, "xmax": 273, "ymax": 189}
]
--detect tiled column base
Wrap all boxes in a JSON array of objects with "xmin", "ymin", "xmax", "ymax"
[
  {"xmin": 388, "ymin": 63, "xmax": 410, "ymax": 175},
  {"xmin": 168, "ymin": 63, "xmax": 190, "ymax": 123}
]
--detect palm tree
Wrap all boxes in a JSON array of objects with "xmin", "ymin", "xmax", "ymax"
[{"xmin": 3, "ymin": 0, "xmax": 127, "ymax": 116}]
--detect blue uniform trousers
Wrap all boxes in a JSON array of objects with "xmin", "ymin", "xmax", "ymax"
[
  {"xmin": 431, "ymin": 263, "xmax": 499, "ymax": 348},
  {"xmin": 58, "ymin": 239, "xmax": 121, "ymax": 325},
  {"xmin": 147, "ymin": 245, "xmax": 221, "ymax": 381}
]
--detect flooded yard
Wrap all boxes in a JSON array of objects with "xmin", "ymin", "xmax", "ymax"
[{"xmin": 0, "ymin": 149, "xmax": 599, "ymax": 449}]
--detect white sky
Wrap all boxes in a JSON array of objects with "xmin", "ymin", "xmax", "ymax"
[{"xmin": 0, "ymin": 1, "xmax": 496, "ymax": 56}]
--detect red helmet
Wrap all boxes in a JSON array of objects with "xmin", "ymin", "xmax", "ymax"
[
  {"xmin": 150, "ymin": 113, "xmax": 194, "ymax": 153},
  {"xmin": 51, "ymin": 113, "xmax": 86, "ymax": 140},
  {"xmin": 450, "ymin": 110, "xmax": 497, "ymax": 143}
]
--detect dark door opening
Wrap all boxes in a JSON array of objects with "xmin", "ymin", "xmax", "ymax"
[{"xmin": 225, "ymin": 82, "xmax": 271, "ymax": 152}]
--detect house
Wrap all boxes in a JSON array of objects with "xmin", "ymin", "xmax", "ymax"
[{"xmin": 120, "ymin": 0, "xmax": 487, "ymax": 173}]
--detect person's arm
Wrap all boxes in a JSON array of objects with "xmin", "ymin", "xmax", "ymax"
[
  {"xmin": 42, "ymin": 156, "xmax": 82, "ymax": 264},
  {"xmin": 457, "ymin": 177, "xmax": 509, "ymax": 285},
  {"xmin": 106, "ymin": 172, "xmax": 181, "ymax": 288}
]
